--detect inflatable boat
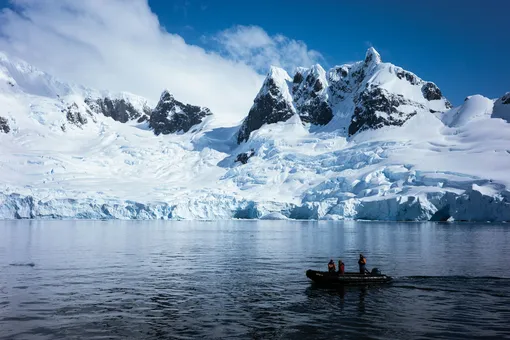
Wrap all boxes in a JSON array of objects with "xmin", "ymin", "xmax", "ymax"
[{"xmin": 306, "ymin": 268, "xmax": 392, "ymax": 285}]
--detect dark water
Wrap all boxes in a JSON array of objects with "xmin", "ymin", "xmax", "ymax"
[{"xmin": 1, "ymin": 221, "xmax": 509, "ymax": 340}]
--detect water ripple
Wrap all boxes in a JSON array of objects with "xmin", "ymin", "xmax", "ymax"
[{"xmin": 1, "ymin": 221, "xmax": 510, "ymax": 339}]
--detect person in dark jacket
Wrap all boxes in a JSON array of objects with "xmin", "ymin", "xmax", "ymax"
[
  {"xmin": 358, "ymin": 254, "xmax": 367, "ymax": 274},
  {"xmin": 338, "ymin": 260, "xmax": 345, "ymax": 275},
  {"xmin": 328, "ymin": 259, "xmax": 336, "ymax": 273}
]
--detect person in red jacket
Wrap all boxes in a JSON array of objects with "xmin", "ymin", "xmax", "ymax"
[{"xmin": 338, "ymin": 260, "xmax": 345, "ymax": 275}]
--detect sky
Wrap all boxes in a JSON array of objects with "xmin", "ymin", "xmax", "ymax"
[{"xmin": 0, "ymin": 0, "xmax": 508, "ymax": 123}]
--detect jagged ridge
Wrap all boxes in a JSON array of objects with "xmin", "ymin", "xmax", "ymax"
[
  {"xmin": 149, "ymin": 90, "xmax": 213, "ymax": 135},
  {"xmin": 238, "ymin": 47, "xmax": 451, "ymax": 143}
]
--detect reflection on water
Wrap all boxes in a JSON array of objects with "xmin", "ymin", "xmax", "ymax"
[{"xmin": 0, "ymin": 220, "xmax": 509, "ymax": 339}]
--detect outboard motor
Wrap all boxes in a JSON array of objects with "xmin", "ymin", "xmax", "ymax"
[{"xmin": 371, "ymin": 268, "xmax": 381, "ymax": 276}]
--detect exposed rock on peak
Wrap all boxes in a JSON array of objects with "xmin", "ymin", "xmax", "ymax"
[
  {"xmin": 291, "ymin": 64, "xmax": 332, "ymax": 126},
  {"xmin": 349, "ymin": 87, "xmax": 423, "ymax": 135},
  {"xmin": 149, "ymin": 90, "xmax": 212, "ymax": 135},
  {"xmin": 364, "ymin": 47, "xmax": 382, "ymax": 65},
  {"xmin": 292, "ymin": 71, "xmax": 304, "ymax": 84},
  {"xmin": 237, "ymin": 67, "xmax": 296, "ymax": 143},
  {"xmin": 85, "ymin": 97, "xmax": 151, "ymax": 123},
  {"xmin": 501, "ymin": 92, "xmax": 510, "ymax": 105},
  {"xmin": 492, "ymin": 92, "xmax": 510, "ymax": 123},
  {"xmin": 159, "ymin": 89, "xmax": 174, "ymax": 102},
  {"xmin": 0, "ymin": 116, "xmax": 10, "ymax": 133},
  {"xmin": 422, "ymin": 82, "xmax": 443, "ymax": 101},
  {"xmin": 396, "ymin": 68, "xmax": 419, "ymax": 85},
  {"xmin": 64, "ymin": 102, "xmax": 90, "ymax": 128}
]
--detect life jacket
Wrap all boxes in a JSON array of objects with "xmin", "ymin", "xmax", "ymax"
[
  {"xmin": 338, "ymin": 262, "xmax": 345, "ymax": 274},
  {"xmin": 328, "ymin": 262, "xmax": 336, "ymax": 271}
]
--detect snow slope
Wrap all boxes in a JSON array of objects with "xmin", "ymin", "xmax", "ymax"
[{"xmin": 1, "ymin": 50, "xmax": 509, "ymax": 221}]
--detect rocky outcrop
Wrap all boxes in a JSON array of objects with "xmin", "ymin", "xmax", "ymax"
[
  {"xmin": 235, "ymin": 149, "xmax": 255, "ymax": 164},
  {"xmin": 149, "ymin": 90, "xmax": 212, "ymax": 135},
  {"xmin": 237, "ymin": 67, "xmax": 295, "ymax": 143},
  {"xmin": 492, "ymin": 92, "xmax": 510, "ymax": 123},
  {"xmin": 85, "ymin": 97, "xmax": 151, "ymax": 123},
  {"xmin": 298, "ymin": 101, "xmax": 333, "ymax": 125},
  {"xmin": 396, "ymin": 69, "xmax": 419, "ymax": 85},
  {"xmin": 502, "ymin": 93, "xmax": 510, "ymax": 105},
  {"xmin": 0, "ymin": 116, "xmax": 10, "ymax": 133},
  {"xmin": 422, "ymin": 82, "xmax": 443, "ymax": 101},
  {"xmin": 348, "ymin": 87, "xmax": 422, "ymax": 135},
  {"xmin": 292, "ymin": 65, "xmax": 333, "ymax": 125},
  {"xmin": 64, "ymin": 103, "xmax": 89, "ymax": 127}
]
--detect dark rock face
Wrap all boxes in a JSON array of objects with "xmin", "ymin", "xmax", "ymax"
[
  {"xmin": 502, "ymin": 93, "xmax": 510, "ymax": 105},
  {"xmin": 235, "ymin": 149, "xmax": 255, "ymax": 164},
  {"xmin": 237, "ymin": 78, "xmax": 295, "ymax": 144},
  {"xmin": 149, "ymin": 91, "xmax": 212, "ymax": 135},
  {"xmin": 422, "ymin": 82, "xmax": 442, "ymax": 101},
  {"xmin": 137, "ymin": 115, "xmax": 149, "ymax": 123},
  {"xmin": 293, "ymin": 72, "xmax": 304, "ymax": 84},
  {"xmin": 396, "ymin": 70, "xmax": 419, "ymax": 85},
  {"xmin": 491, "ymin": 92, "xmax": 510, "ymax": 123},
  {"xmin": 65, "ymin": 103, "xmax": 89, "ymax": 127},
  {"xmin": 0, "ymin": 116, "xmax": 10, "ymax": 133},
  {"xmin": 85, "ymin": 97, "xmax": 150, "ymax": 123},
  {"xmin": 298, "ymin": 100, "xmax": 333, "ymax": 125},
  {"xmin": 348, "ymin": 87, "xmax": 422, "ymax": 136},
  {"xmin": 292, "ymin": 67, "xmax": 333, "ymax": 126},
  {"xmin": 291, "ymin": 71, "xmax": 304, "ymax": 95},
  {"xmin": 327, "ymin": 66, "xmax": 352, "ymax": 103},
  {"xmin": 351, "ymin": 67, "xmax": 366, "ymax": 85}
]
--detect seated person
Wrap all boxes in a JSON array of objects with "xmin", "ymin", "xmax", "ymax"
[
  {"xmin": 358, "ymin": 254, "xmax": 367, "ymax": 274},
  {"xmin": 327, "ymin": 259, "xmax": 336, "ymax": 273},
  {"xmin": 338, "ymin": 260, "xmax": 345, "ymax": 275}
]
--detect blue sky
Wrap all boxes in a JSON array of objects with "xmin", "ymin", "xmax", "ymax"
[
  {"xmin": 0, "ymin": 0, "xmax": 508, "ymax": 111},
  {"xmin": 148, "ymin": 0, "xmax": 509, "ymax": 105}
]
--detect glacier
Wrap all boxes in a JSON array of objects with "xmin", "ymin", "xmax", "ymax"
[{"xmin": 1, "ymin": 50, "xmax": 509, "ymax": 221}]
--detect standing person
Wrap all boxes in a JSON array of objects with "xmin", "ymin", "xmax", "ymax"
[
  {"xmin": 358, "ymin": 254, "xmax": 367, "ymax": 274},
  {"xmin": 328, "ymin": 259, "xmax": 336, "ymax": 273},
  {"xmin": 338, "ymin": 260, "xmax": 345, "ymax": 275}
]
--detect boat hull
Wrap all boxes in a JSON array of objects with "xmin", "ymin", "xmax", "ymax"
[{"xmin": 306, "ymin": 269, "xmax": 392, "ymax": 286}]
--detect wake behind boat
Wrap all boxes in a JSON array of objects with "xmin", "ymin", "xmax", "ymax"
[{"xmin": 306, "ymin": 268, "xmax": 392, "ymax": 286}]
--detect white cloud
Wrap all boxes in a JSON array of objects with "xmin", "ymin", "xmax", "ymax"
[
  {"xmin": 0, "ymin": 0, "xmax": 264, "ymax": 125},
  {"xmin": 0, "ymin": 1, "xmax": 324, "ymax": 125},
  {"xmin": 214, "ymin": 25, "xmax": 324, "ymax": 74}
]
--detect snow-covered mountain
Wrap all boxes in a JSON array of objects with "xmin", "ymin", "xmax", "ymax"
[
  {"xmin": 237, "ymin": 48, "xmax": 451, "ymax": 143},
  {"xmin": 1, "ymin": 49, "xmax": 509, "ymax": 221},
  {"xmin": 149, "ymin": 90, "xmax": 213, "ymax": 135}
]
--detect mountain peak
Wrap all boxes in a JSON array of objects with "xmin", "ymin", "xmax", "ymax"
[
  {"xmin": 364, "ymin": 47, "xmax": 382, "ymax": 65},
  {"xmin": 151, "ymin": 90, "xmax": 212, "ymax": 135},
  {"xmin": 257, "ymin": 66, "xmax": 293, "ymax": 103},
  {"xmin": 267, "ymin": 66, "xmax": 291, "ymax": 82},
  {"xmin": 159, "ymin": 89, "xmax": 174, "ymax": 102},
  {"xmin": 492, "ymin": 92, "xmax": 510, "ymax": 123}
]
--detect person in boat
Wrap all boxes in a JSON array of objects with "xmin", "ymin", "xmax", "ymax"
[
  {"xmin": 327, "ymin": 259, "xmax": 336, "ymax": 273},
  {"xmin": 338, "ymin": 260, "xmax": 345, "ymax": 275},
  {"xmin": 358, "ymin": 254, "xmax": 367, "ymax": 274}
]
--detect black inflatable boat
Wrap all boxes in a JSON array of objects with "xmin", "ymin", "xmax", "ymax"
[{"xmin": 306, "ymin": 268, "xmax": 392, "ymax": 285}]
